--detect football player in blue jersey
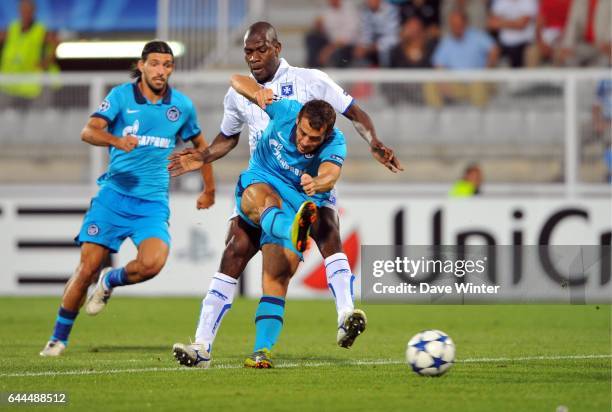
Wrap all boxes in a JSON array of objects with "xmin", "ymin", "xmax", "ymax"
[
  {"xmin": 168, "ymin": 23, "xmax": 398, "ymax": 370},
  {"xmin": 170, "ymin": 74, "xmax": 363, "ymax": 368},
  {"xmin": 39, "ymin": 41, "xmax": 215, "ymax": 357}
]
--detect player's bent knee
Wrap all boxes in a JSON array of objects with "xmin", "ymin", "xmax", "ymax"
[{"xmin": 137, "ymin": 258, "xmax": 165, "ymax": 280}]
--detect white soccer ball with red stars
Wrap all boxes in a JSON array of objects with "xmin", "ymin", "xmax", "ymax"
[{"xmin": 406, "ymin": 330, "xmax": 455, "ymax": 376}]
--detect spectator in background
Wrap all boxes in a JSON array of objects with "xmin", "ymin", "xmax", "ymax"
[
  {"xmin": 450, "ymin": 163, "xmax": 483, "ymax": 197},
  {"xmin": 390, "ymin": 17, "xmax": 436, "ymax": 68},
  {"xmin": 487, "ymin": 0, "xmax": 538, "ymax": 68},
  {"xmin": 592, "ymin": 79, "xmax": 612, "ymax": 182},
  {"xmin": 428, "ymin": 9, "xmax": 499, "ymax": 107},
  {"xmin": 394, "ymin": 0, "xmax": 442, "ymax": 39},
  {"xmin": 305, "ymin": 0, "xmax": 359, "ymax": 68},
  {"xmin": 525, "ymin": 0, "xmax": 572, "ymax": 66},
  {"xmin": 353, "ymin": 0, "xmax": 400, "ymax": 67},
  {"xmin": 0, "ymin": 0, "xmax": 58, "ymax": 107},
  {"xmin": 433, "ymin": 10, "xmax": 499, "ymax": 70},
  {"xmin": 559, "ymin": 0, "xmax": 611, "ymax": 67},
  {"xmin": 383, "ymin": 17, "xmax": 437, "ymax": 105},
  {"xmin": 441, "ymin": 0, "xmax": 489, "ymax": 32}
]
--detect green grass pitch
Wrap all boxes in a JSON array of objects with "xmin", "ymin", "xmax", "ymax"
[{"xmin": 0, "ymin": 297, "xmax": 610, "ymax": 411}]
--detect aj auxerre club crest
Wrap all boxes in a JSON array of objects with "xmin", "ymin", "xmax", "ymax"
[
  {"xmin": 166, "ymin": 106, "xmax": 181, "ymax": 122},
  {"xmin": 280, "ymin": 83, "xmax": 294, "ymax": 97}
]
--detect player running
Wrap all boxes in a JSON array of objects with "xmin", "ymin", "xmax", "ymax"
[
  {"xmin": 39, "ymin": 41, "xmax": 215, "ymax": 357},
  {"xmin": 170, "ymin": 74, "xmax": 352, "ymax": 368},
  {"xmin": 169, "ymin": 21, "xmax": 402, "ymax": 368}
]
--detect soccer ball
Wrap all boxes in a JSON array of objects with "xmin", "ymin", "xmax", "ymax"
[{"xmin": 406, "ymin": 330, "xmax": 455, "ymax": 376}]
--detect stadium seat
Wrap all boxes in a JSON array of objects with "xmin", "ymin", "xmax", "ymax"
[{"xmin": 482, "ymin": 110, "xmax": 525, "ymax": 144}]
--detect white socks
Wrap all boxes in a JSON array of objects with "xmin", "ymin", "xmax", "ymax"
[
  {"xmin": 195, "ymin": 272, "xmax": 238, "ymax": 348},
  {"xmin": 324, "ymin": 253, "xmax": 355, "ymax": 325}
]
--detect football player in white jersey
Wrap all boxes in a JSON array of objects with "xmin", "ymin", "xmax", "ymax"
[{"xmin": 171, "ymin": 22, "xmax": 402, "ymax": 368}]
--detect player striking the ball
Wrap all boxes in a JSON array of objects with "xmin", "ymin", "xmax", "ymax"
[
  {"xmin": 170, "ymin": 74, "xmax": 350, "ymax": 367},
  {"xmin": 40, "ymin": 41, "xmax": 215, "ymax": 357},
  {"xmin": 169, "ymin": 22, "xmax": 402, "ymax": 368}
]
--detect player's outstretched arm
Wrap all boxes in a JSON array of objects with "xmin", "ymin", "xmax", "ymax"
[
  {"xmin": 81, "ymin": 117, "xmax": 138, "ymax": 152},
  {"xmin": 230, "ymin": 74, "xmax": 274, "ymax": 109},
  {"xmin": 168, "ymin": 131, "xmax": 240, "ymax": 177},
  {"xmin": 343, "ymin": 104, "xmax": 403, "ymax": 173},
  {"xmin": 300, "ymin": 162, "xmax": 342, "ymax": 196},
  {"xmin": 191, "ymin": 134, "xmax": 216, "ymax": 209}
]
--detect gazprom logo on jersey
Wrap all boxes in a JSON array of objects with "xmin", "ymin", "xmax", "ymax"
[
  {"xmin": 269, "ymin": 138, "xmax": 304, "ymax": 176},
  {"xmin": 122, "ymin": 119, "xmax": 140, "ymax": 137},
  {"xmin": 167, "ymin": 106, "xmax": 181, "ymax": 122},
  {"xmin": 122, "ymin": 120, "xmax": 171, "ymax": 149},
  {"xmin": 281, "ymin": 83, "xmax": 294, "ymax": 97}
]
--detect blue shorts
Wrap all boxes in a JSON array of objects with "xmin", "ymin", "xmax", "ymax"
[
  {"xmin": 234, "ymin": 169, "xmax": 335, "ymax": 259},
  {"xmin": 75, "ymin": 186, "xmax": 171, "ymax": 253}
]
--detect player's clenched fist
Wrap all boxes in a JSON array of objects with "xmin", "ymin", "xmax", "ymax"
[
  {"xmin": 114, "ymin": 135, "xmax": 138, "ymax": 152},
  {"xmin": 254, "ymin": 88, "xmax": 274, "ymax": 110},
  {"xmin": 168, "ymin": 148, "xmax": 204, "ymax": 177},
  {"xmin": 301, "ymin": 173, "xmax": 316, "ymax": 196},
  {"xmin": 196, "ymin": 190, "xmax": 215, "ymax": 210}
]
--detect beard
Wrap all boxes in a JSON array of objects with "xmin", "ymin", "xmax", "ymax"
[{"xmin": 144, "ymin": 75, "xmax": 167, "ymax": 94}]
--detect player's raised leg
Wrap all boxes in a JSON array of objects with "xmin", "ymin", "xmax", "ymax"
[
  {"xmin": 241, "ymin": 182, "xmax": 317, "ymax": 253},
  {"xmin": 245, "ymin": 244, "xmax": 300, "ymax": 369},
  {"xmin": 173, "ymin": 217, "xmax": 260, "ymax": 368},
  {"xmin": 312, "ymin": 207, "xmax": 367, "ymax": 349},
  {"xmin": 40, "ymin": 243, "xmax": 109, "ymax": 356},
  {"xmin": 86, "ymin": 238, "xmax": 169, "ymax": 315}
]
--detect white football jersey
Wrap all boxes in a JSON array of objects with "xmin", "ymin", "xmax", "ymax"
[{"xmin": 220, "ymin": 58, "xmax": 354, "ymax": 154}]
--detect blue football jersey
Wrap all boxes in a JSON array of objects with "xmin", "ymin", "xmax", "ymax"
[
  {"xmin": 249, "ymin": 99, "xmax": 346, "ymax": 191},
  {"xmin": 91, "ymin": 81, "xmax": 201, "ymax": 202}
]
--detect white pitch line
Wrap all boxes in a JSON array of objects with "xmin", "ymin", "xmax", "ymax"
[
  {"xmin": 461, "ymin": 354, "xmax": 612, "ymax": 363},
  {"xmin": 1, "ymin": 354, "xmax": 610, "ymax": 378}
]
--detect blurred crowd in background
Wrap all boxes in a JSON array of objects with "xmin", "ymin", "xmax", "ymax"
[
  {"xmin": 305, "ymin": 0, "xmax": 611, "ymax": 70},
  {"xmin": 0, "ymin": 0, "xmax": 609, "ymax": 185}
]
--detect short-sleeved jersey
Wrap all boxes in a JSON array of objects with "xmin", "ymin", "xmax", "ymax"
[
  {"xmin": 91, "ymin": 81, "xmax": 201, "ymax": 202},
  {"xmin": 249, "ymin": 99, "xmax": 346, "ymax": 192},
  {"xmin": 220, "ymin": 58, "xmax": 353, "ymax": 154},
  {"xmin": 433, "ymin": 28, "xmax": 495, "ymax": 69}
]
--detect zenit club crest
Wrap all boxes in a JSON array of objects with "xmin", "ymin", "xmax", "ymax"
[
  {"xmin": 166, "ymin": 106, "xmax": 181, "ymax": 122},
  {"xmin": 87, "ymin": 224, "xmax": 99, "ymax": 236}
]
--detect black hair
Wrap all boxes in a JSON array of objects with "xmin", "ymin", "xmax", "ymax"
[
  {"xmin": 244, "ymin": 21, "xmax": 279, "ymax": 46},
  {"xmin": 298, "ymin": 100, "xmax": 336, "ymax": 137},
  {"xmin": 130, "ymin": 40, "xmax": 174, "ymax": 79}
]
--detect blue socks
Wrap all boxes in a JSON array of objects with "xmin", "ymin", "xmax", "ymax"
[
  {"xmin": 253, "ymin": 296, "xmax": 285, "ymax": 352},
  {"xmin": 51, "ymin": 307, "xmax": 78, "ymax": 344},
  {"xmin": 104, "ymin": 267, "xmax": 129, "ymax": 290},
  {"xmin": 260, "ymin": 206, "xmax": 292, "ymax": 241}
]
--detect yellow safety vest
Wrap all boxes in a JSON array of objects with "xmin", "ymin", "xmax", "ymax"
[
  {"xmin": 449, "ymin": 180, "xmax": 477, "ymax": 197},
  {"xmin": 0, "ymin": 20, "xmax": 51, "ymax": 98}
]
